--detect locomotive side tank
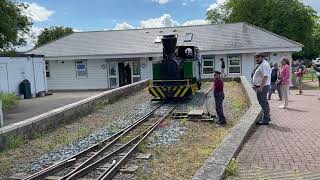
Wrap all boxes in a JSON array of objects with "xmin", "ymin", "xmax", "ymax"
[{"xmin": 148, "ymin": 34, "xmax": 202, "ymax": 100}]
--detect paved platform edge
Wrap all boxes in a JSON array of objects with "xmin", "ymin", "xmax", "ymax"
[
  {"xmin": 0, "ymin": 80, "xmax": 148, "ymax": 150},
  {"xmin": 193, "ymin": 76, "xmax": 262, "ymax": 180}
]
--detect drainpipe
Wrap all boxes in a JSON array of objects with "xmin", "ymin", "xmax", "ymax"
[
  {"xmin": 31, "ymin": 56, "xmax": 37, "ymax": 97},
  {"xmin": 0, "ymin": 100, "xmax": 3, "ymax": 128}
]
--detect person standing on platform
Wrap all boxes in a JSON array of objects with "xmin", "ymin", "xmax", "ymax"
[
  {"xmin": 252, "ymin": 52, "xmax": 271, "ymax": 125},
  {"xmin": 205, "ymin": 71, "xmax": 227, "ymax": 125},
  {"xmin": 312, "ymin": 63, "xmax": 320, "ymax": 100},
  {"xmin": 268, "ymin": 62, "xmax": 282, "ymax": 100},
  {"xmin": 279, "ymin": 58, "xmax": 291, "ymax": 109}
]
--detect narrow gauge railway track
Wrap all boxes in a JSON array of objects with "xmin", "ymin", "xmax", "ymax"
[{"xmin": 24, "ymin": 104, "xmax": 175, "ymax": 180}]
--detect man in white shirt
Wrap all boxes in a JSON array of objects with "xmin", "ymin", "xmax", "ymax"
[{"xmin": 252, "ymin": 52, "xmax": 271, "ymax": 125}]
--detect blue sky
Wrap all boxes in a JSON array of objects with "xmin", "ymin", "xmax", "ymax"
[
  {"xmin": 18, "ymin": 0, "xmax": 320, "ymax": 51},
  {"xmin": 23, "ymin": 0, "xmax": 216, "ymax": 31}
]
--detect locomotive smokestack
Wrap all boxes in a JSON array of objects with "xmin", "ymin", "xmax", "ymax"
[{"xmin": 162, "ymin": 35, "xmax": 177, "ymax": 59}]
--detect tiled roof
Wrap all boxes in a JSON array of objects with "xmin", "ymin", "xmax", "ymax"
[{"xmin": 28, "ymin": 22, "xmax": 303, "ymax": 57}]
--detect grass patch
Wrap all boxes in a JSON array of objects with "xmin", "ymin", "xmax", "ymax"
[
  {"xmin": 226, "ymin": 158, "xmax": 239, "ymax": 177},
  {"xmin": 303, "ymin": 70, "xmax": 317, "ymax": 81},
  {"xmin": 95, "ymin": 100, "xmax": 109, "ymax": 110},
  {"xmin": 5, "ymin": 135, "xmax": 26, "ymax": 150},
  {"xmin": 138, "ymin": 122, "xmax": 232, "ymax": 179},
  {"xmin": 179, "ymin": 118, "xmax": 189, "ymax": 126},
  {"xmin": 77, "ymin": 127, "xmax": 90, "ymax": 140},
  {"xmin": 136, "ymin": 82, "xmax": 248, "ymax": 179},
  {"xmin": 0, "ymin": 93, "xmax": 19, "ymax": 110}
]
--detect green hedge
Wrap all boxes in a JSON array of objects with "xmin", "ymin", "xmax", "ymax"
[{"xmin": 0, "ymin": 93, "xmax": 19, "ymax": 110}]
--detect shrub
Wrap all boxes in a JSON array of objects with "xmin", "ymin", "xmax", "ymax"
[{"xmin": 0, "ymin": 93, "xmax": 19, "ymax": 110}]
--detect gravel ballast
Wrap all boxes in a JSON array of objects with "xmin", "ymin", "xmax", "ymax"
[{"xmin": 0, "ymin": 89, "xmax": 158, "ymax": 178}]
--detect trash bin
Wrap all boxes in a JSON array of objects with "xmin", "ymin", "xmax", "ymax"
[{"xmin": 19, "ymin": 79, "xmax": 32, "ymax": 99}]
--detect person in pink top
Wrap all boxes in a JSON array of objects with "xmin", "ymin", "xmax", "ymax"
[{"xmin": 279, "ymin": 57, "xmax": 290, "ymax": 109}]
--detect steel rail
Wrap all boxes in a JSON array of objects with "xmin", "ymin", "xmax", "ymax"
[
  {"xmin": 99, "ymin": 106, "xmax": 175, "ymax": 180},
  {"xmin": 24, "ymin": 104, "xmax": 161, "ymax": 180},
  {"xmin": 65, "ymin": 106, "xmax": 175, "ymax": 180}
]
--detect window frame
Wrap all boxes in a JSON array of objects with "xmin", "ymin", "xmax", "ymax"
[
  {"xmin": 75, "ymin": 60, "xmax": 88, "ymax": 78},
  {"xmin": 202, "ymin": 55, "xmax": 215, "ymax": 75},
  {"xmin": 108, "ymin": 61, "xmax": 118, "ymax": 88},
  {"xmin": 227, "ymin": 55, "xmax": 242, "ymax": 74},
  {"xmin": 184, "ymin": 33, "xmax": 193, "ymax": 42},
  {"xmin": 45, "ymin": 61, "xmax": 50, "ymax": 78},
  {"xmin": 131, "ymin": 61, "xmax": 141, "ymax": 83},
  {"xmin": 154, "ymin": 35, "xmax": 162, "ymax": 43}
]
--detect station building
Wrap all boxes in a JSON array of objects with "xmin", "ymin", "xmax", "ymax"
[{"xmin": 27, "ymin": 22, "xmax": 302, "ymax": 90}]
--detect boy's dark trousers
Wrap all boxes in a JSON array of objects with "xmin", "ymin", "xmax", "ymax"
[{"xmin": 214, "ymin": 91, "xmax": 226, "ymax": 123}]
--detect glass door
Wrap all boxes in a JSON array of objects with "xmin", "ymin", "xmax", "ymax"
[
  {"xmin": 109, "ymin": 62, "xmax": 118, "ymax": 88},
  {"xmin": 131, "ymin": 61, "xmax": 141, "ymax": 83}
]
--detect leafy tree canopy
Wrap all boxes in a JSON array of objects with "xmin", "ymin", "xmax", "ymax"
[
  {"xmin": 207, "ymin": 0, "xmax": 319, "ymax": 59},
  {"xmin": 0, "ymin": 0, "xmax": 32, "ymax": 52},
  {"xmin": 35, "ymin": 26, "xmax": 73, "ymax": 48}
]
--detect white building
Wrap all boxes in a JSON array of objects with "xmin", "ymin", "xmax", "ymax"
[
  {"xmin": 0, "ymin": 55, "xmax": 47, "ymax": 96},
  {"xmin": 27, "ymin": 22, "xmax": 303, "ymax": 90}
]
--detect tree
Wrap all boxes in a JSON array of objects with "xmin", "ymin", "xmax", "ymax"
[
  {"xmin": 35, "ymin": 26, "xmax": 73, "ymax": 47},
  {"xmin": 207, "ymin": 0, "xmax": 319, "ymax": 59},
  {"xmin": 0, "ymin": 0, "xmax": 32, "ymax": 52}
]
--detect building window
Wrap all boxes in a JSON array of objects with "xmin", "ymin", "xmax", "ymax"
[
  {"xmin": 154, "ymin": 35, "xmax": 162, "ymax": 43},
  {"xmin": 75, "ymin": 60, "xmax": 87, "ymax": 78},
  {"xmin": 202, "ymin": 56, "xmax": 215, "ymax": 75},
  {"xmin": 184, "ymin": 33, "xmax": 193, "ymax": 42},
  {"xmin": 228, "ymin": 55, "xmax": 241, "ymax": 74},
  {"xmin": 45, "ymin": 61, "xmax": 50, "ymax": 77},
  {"xmin": 132, "ymin": 61, "xmax": 141, "ymax": 83},
  {"xmin": 109, "ymin": 62, "xmax": 118, "ymax": 87}
]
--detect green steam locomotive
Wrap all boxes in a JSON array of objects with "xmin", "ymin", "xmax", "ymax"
[{"xmin": 148, "ymin": 35, "xmax": 202, "ymax": 100}]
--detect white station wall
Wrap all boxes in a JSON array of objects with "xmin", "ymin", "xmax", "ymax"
[
  {"xmin": 0, "ymin": 57, "xmax": 47, "ymax": 96},
  {"xmin": 47, "ymin": 59, "xmax": 108, "ymax": 90}
]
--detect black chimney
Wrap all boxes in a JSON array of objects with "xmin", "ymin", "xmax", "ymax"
[{"xmin": 162, "ymin": 35, "xmax": 177, "ymax": 60}]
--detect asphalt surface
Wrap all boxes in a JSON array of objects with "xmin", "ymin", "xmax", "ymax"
[{"xmin": 3, "ymin": 91, "xmax": 103, "ymax": 126}]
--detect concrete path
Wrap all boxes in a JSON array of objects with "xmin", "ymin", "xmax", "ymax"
[
  {"xmin": 3, "ymin": 91, "xmax": 103, "ymax": 126},
  {"xmin": 235, "ymin": 90, "xmax": 320, "ymax": 179}
]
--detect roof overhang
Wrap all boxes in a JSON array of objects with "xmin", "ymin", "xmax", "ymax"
[
  {"xmin": 201, "ymin": 46, "xmax": 302, "ymax": 55},
  {"xmin": 44, "ymin": 46, "xmax": 302, "ymax": 61},
  {"xmin": 44, "ymin": 52, "xmax": 162, "ymax": 60}
]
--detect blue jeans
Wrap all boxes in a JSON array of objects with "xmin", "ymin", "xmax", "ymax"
[
  {"xmin": 256, "ymin": 85, "xmax": 271, "ymax": 123},
  {"xmin": 268, "ymin": 82, "xmax": 282, "ymax": 99},
  {"xmin": 214, "ymin": 91, "xmax": 226, "ymax": 123}
]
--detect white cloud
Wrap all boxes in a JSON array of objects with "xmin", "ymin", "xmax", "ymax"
[
  {"xmin": 182, "ymin": 19, "xmax": 209, "ymax": 26},
  {"xmin": 140, "ymin": 14, "xmax": 179, "ymax": 28},
  {"xmin": 112, "ymin": 14, "xmax": 208, "ymax": 30},
  {"xmin": 17, "ymin": 26, "xmax": 43, "ymax": 52},
  {"xmin": 207, "ymin": 0, "xmax": 227, "ymax": 11},
  {"xmin": 21, "ymin": 2, "xmax": 54, "ymax": 22},
  {"xmin": 181, "ymin": 0, "xmax": 198, "ymax": 6},
  {"xmin": 73, "ymin": 28, "xmax": 82, "ymax": 32},
  {"xmin": 152, "ymin": 0, "xmax": 169, "ymax": 5},
  {"xmin": 113, "ymin": 22, "xmax": 135, "ymax": 30}
]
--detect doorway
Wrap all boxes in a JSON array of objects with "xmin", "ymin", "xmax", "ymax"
[{"xmin": 118, "ymin": 62, "xmax": 132, "ymax": 87}]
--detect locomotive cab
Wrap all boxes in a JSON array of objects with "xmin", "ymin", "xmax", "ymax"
[{"xmin": 148, "ymin": 35, "xmax": 202, "ymax": 100}]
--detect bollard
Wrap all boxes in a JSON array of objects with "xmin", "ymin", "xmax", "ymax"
[{"xmin": 0, "ymin": 100, "xmax": 3, "ymax": 128}]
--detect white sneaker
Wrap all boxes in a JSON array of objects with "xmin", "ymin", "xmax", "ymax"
[{"xmin": 278, "ymin": 105, "xmax": 285, "ymax": 109}]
